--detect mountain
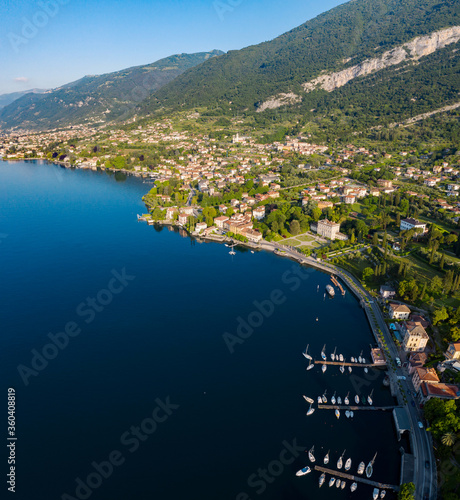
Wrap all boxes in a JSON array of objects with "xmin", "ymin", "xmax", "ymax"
[
  {"xmin": 0, "ymin": 89, "xmax": 48, "ymax": 110},
  {"xmin": 141, "ymin": 0, "xmax": 460, "ymax": 132},
  {"xmin": 0, "ymin": 51, "xmax": 223, "ymax": 131}
]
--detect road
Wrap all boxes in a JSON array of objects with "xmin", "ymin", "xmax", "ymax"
[{"xmin": 267, "ymin": 242, "xmax": 437, "ymax": 499}]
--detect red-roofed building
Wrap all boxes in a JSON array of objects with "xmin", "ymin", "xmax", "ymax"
[
  {"xmin": 412, "ymin": 367, "xmax": 439, "ymax": 392},
  {"xmin": 419, "ymin": 382, "xmax": 460, "ymax": 402}
]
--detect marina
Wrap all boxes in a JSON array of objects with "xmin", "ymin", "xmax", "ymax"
[
  {"xmin": 318, "ymin": 405, "xmax": 401, "ymax": 411},
  {"xmin": 314, "ymin": 466, "xmax": 399, "ymax": 492}
]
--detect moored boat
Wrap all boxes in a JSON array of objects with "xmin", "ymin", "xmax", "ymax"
[
  {"xmin": 366, "ymin": 453, "xmax": 377, "ymax": 478},
  {"xmin": 337, "ymin": 450, "xmax": 345, "ymax": 469},
  {"xmin": 303, "ymin": 395, "xmax": 314, "ymax": 404},
  {"xmin": 322, "ymin": 391, "xmax": 327, "ymax": 403},
  {"xmin": 337, "ymin": 396, "xmax": 342, "ymax": 405},
  {"xmin": 348, "ymin": 365, "xmax": 352, "ymax": 373},
  {"xmin": 341, "ymin": 481, "xmax": 346, "ymax": 490},
  {"xmin": 345, "ymin": 458, "xmax": 352, "ymax": 471},
  {"xmin": 336, "ymin": 479, "xmax": 341, "ymax": 488},
  {"xmin": 355, "ymin": 395, "xmax": 360, "ymax": 404},
  {"xmin": 322, "ymin": 364, "xmax": 327, "ymax": 373},
  {"xmin": 329, "ymin": 477, "xmax": 336, "ymax": 487},
  {"xmin": 357, "ymin": 462, "xmax": 365, "ymax": 475},
  {"xmin": 351, "ymin": 482, "xmax": 358, "ymax": 492},
  {"xmin": 331, "ymin": 346, "xmax": 337, "ymax": 361},
  {"xmin": 331, "ymin": 392, "xmax": 336, "ymax": 405},
  {"xmin": 306, "ymin": 359, "xmax": 314, "ymax": 371},
  {"xmin": 335, "ymin": 409, "xmax": 340, "ymax": 419},
  {"xmin": 303, "ymin": 345, "xmax": 312, "ymax": 360},
  {"xmin": 339, "ymin": 354, "xmax": 344, "ymax": 362},
  {"xmin": 306, "ymin": 404, "xmax": 315, "ymax": 416},
  {"xmin": 324, "ymin": 450, "xmax": 330, "ymax": 464},
  {"xmin": 296, "ymin": 466, "xmax": 311, "ymax": 476},
  {"xmin": 373, "ymin": 488, "xmax": 379, "ymax": 500},
  {"xmin": 308, "ymin": 446, "xmax": 315, "ymax": 462},
  {"xmin": 319, "ymin": 473, "xmax": 325, "ymax": 487},
  {"xmin": 380, "ymin": 490, "xmax": 386, "ymax": 498},
  {"xmin": 345, "ymin": 410, "xmax": 350, "ymax": 418},
  {"xmin": 326, "ymin": 284, "xmax": 335, "ymax": 297},
  {"xmin": 368, "ymin": 389, "xmax": 374, "ymax": 406},
  {"xmin": 321, "ymin": 345, "xmax": 327, "ymax": 360},
  {"xmin": 345, "ymin": 393, "xmax": 350, "ymax": 405},
  {"xmin": 340, "ymin": 364, "xmax": 345, "ymax": 373}
]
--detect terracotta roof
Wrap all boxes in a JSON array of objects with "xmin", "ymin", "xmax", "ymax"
[
  {"xmin": 415, "ymin": 367, "xmax": 439, "ymax": 383},
  {"xmin": 421, "ymin": 382, "xmax": 460, "ymax": 399},
  {"xmin": 390, "ymin": 303, "xmax": 411, "ymax": 313}
]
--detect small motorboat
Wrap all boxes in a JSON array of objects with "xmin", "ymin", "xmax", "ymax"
[
  {"xmin": 324, "ymin": 450, "xmax": 330, "ymax": 465},
  {"xmin": 296, "ymin": 466, "xmax": 311, "ymax": 476},
  {"xmin": 335, "ymin": 409, "xmax": 340, "ymax": 419},
  {"xmin": 331, "ymin": 392, "xmax": 336, "ymax": 405},
  {"xmin": 351, "ymin": 482, "xmax": 357, "ymax": 492},
  {"xmin": 364, "ymin": 367, "xmax": 369, "ymax": 373},
  {"xmin": 344, "ymin": 393, "xmax": 350, "ymax": 405},
  {"xmin": 373, "ymin": 488, "xmax": 379, "ymax": 500},
  {"xmin": 339, "ymin": 354, "xmax": 344, "ymax": 362},
  {"xmin": 351, "ymin": 357, "xmax": 356, "ymax": 363},
  {"xmin": 329, "ymin": 477, "xmax": 336, "ymax": 487},
  {"xmin": 322, "ymin": 364, "xmax": 327, "ymax": 373},
  {"xmin": 341, "ymin": 481, "xmax": 346, "ymax": 490},
  {"xmin": 357, "ymin": 462, "xmax": 365, "ymax": 475},
  {"xmin": 337, "ymin": 396, "xmax": 342, "ymax": 405},
  {"xmin": 350, "ymin": 411, "xmax": 354, "ymax": 418},
  {"xmin": 308, "ymin": 446, "xmax": 315, "ymax": 462},
  {"xmin": 317, "ymin": 396, "xmax": 322, "ymax": 404},
  {"xmin": 340, "ymin": 364, "xmax": 345, "ymax": 374},
  {"xmin": 303, "ymin": 395, "xmax": 314, "ymax": 404},
  {"xmin": 345, "ymin": 458, "xmax": 352, "ymax": 471},
  {"xmin": 336, "ymin": 479, "xmax": 341, "ymax": 488},
  {"xmin": 380, "ymin": 490, "xmax": 386, "ymax": 498},
  {"xmin": 319, "ymin": 473, "xmax": 325, "ymax": 487},
  {"xmin": 355, "ymin": 395, "xmax": 360, "ymax": 404},
  {"xmin": 362, "ymin": 357, "xmax": 367, "ymax": 364},
  {"xmin": 306, "ymin": 404, "xmax": 315, "ymax": 416},
  {"xmin": 358, "ymin": 351, "xmax": 363, "ymax": 363},
  {"xmin": 348, "ymin": 366, "xmax": 352, "ymax": 373},
  {"xmin": 345, "ymin": 410, "xmax": 351, "ymax": 418}
]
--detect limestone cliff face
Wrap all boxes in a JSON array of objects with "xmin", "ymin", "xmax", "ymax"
[
  {"xmin": 256, "ymin": 93, "xmax": 301, "ymax": 112},
  {"xmin": 303, "ymin": 26, "xmax": 460, "ymax": 93}
]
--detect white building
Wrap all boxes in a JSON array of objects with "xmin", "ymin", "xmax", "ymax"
[
  {"xmin": 400, "ymin": 218, "xmax": 427, "ymax": 233},
  {"xmin": 317, "ymin": 219, "xmax": 340, "ymax": 240}
]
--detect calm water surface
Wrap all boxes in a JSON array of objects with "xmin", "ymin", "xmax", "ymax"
[{"xmin": 0, "ymin": 161, "xmax": 406, "ymax": 500}]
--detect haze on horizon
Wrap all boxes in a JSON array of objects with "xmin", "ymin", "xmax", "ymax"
[{"xmin": 0, "ymin": 0, "xmax": 346, "ymax": 95}]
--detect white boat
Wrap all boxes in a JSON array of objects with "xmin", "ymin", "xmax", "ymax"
[
  {"xmin": 306, "ymin": 404, "xmax": 315, "ymax": 416},
  {"xmin": 317, "ymin": 285, "xmax": 319, "ymax": 292},
  {"xmin": 296, "ymin": 466, "xmax": 311, "ymax": 476},
  {"xmin": 322, "ymin": 364, "xmax": 327, "ymax": 373},
  {"xmin": 345, "ymin": 410, "xmax": 351, "ymax": 418},
  {"xmin": 351, "ymin": 357, "xmax": 356, "ymax": 363},
  {"xmin": 364, "ymin": 367, "xmax": 369, "ymax": 373},
  {"xmin": 335, "ymin": 409, "xmax": 340, "ymax": 419},
  {"xmin": 340, "ymin": 364, "xmax": 345, "ymax": 374},
  {"xmin": 351, "ymin": 482, "xmax": 358, "ymax": 492},
  {"xmin": 306, "ymin": 359, "xmax": 314, "ymax": 371},
  {"xmin": 345, "ymin": 458, "xmax": 352, "ymax": 471},
  {"xmin": 303, "ymin": 395, "xmax": 314, "ymax": 404},
  {"xmin": 321, "ymin": 345, "xmax": 327, "ymax": 360},
  {"xmin": 331, "ymin": 392, "xmax": 336, "ymax": 405},
  {"xmin": 302, "ymin": 345, "xmax": 312, "ymax": 360},
  {"xmin": 324, "ymin": 450, "xmax": 330, "ymax": 465},
  {"xmin": 380, "ymin": 490, "xmax": 386, "ymax": 498},
  {"xmin": 373, "ymin": 488, "xmax": 379, "ymax": 499},
  {"xmin": 322, "ymin": 391, "xmax": 327, "ymax": 403},
  {"xmin": 319, "ymin": 473, "xmax": 325, "ymax": 487},
  {"xmin": 362, "ymin": 357, "xmax": 367, "ymax": 364},
  {"xmin": 350, "ymin": 411, "xmax": 354, "ymax": 418},
  {"xmin": 329, "ymin": 477, "xmax": 336, "ymax": 487},
  {"xmin": 357, "ymin": 462, "xmax": 365, "ymax": 475},
  {"xmin": 337, "ymin": 396, "xmax": 342, "ymax": 405},
  {"xmin": 348, "ymin": 366, "xmax": 352, "ymax": 373},
  {"xmin": 317, "ymin": 396, "xmax": 322, "ymax": 404},
  {"xmin": 308, "ymin": 446, "xmax": 315, "ymax": 462},
  {"xmin": 368, "ymin": 390, "xmax": 374, "ymax": 406},
  {"xmin": 344, "ymin": 393, "xmax": 350, "ymax": 405},
  {"xmin": 336, "ymin": 479, "xmax": 341, "ymax": 488},
  {"xmin": 366, "ymin": 453, "xmax": 377, "ymax": 478},
  {"xmin": 331, "ymin": 347, "xmax": 337, "ymax": 361},
  {"xmin": 337, "ymin": 450, "xmax": 345, "ymax": 469},
  {"xmin": 326, "ymin": 285, "xmax": 335, "ymax": 297},
  {"xmin": 341, "ymin": 481, "xmax": 346, "ymax": 490},
  {"xmin": 358, "ymin": 351, "xmax": 363, "ymax": 363},
  {"xmin": 355, "ymin": 395, "xmax": 360, "ymax": 404},
  {"xmin": 339, "ymin": 354, "xmax": 344, "ymax": 362}
]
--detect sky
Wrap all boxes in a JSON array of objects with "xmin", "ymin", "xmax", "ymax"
[{"xmin": 0, "ymin": 0, "xmax": 347, "ymax": 95}]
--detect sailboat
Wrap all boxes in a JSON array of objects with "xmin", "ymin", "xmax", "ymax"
[
  {"xmin": 345, "ymin": 458, "xmax": 352, "ymax": 471},
  {"xmin": 322, "ymin": 391, "xmax": 327, "ymax": 403},
  {"xmin": 355, "ymin": 394, "xmax": 360, "ymax": 404},
  {"xmin": 322, "ymin": 364, "xmax": 327, "ymax": 373},
  {"xmin": 348, "ymin": 365, "xmax": 352, "ymax": 373},
  {"xmin": 366, "ymin": 453, "xmax": 377, "ymax": 478},
  {"xmin": 331, "ymin": 392, "xmax": 336, "ymax": 405},
  {"xmin": 306, "ymin": 359, "xmax": 314, "ymax": 371},
  {"xmin": 339, "ymin": 353, "xmax": 344, "ymax": 362},
  {"xmin": 373, "ymin": 488, "xmax": 379, "ymax": 500},
  {"xmin": 329, "ymin": 477, "xmax": 336, "ymax": 487},
  {"xmin": 337, "ymin": 396, "xmax": 342, "ymax": 405},
  {"xmin": 380, "ymin": 490, "xmax": 386, "ymax": 498},
  {"xmin": 358, "ymin": 350, "xmax": 363, "ymax": 363},
  {"xmin": 335, "ymin": 409, "xmax": 340, "ymax": 419},
  {"xmin": 296, "ymin": 466, "xmax": 311, "ymax": 476},
  {"xmin": 308, "ymin": 446, "xmax": 315, "ymax": 462},
  {"xmin": 319, "ymin": 473, "xmax": 325, "ymax": 487},
  {"xmin": 368, "ymin": 389, "xmax": 374, "ymax": 406},
  {"xmin": 321, "ymin": 345, "xmax": 327, "ymax": 360},
  {"xmin": 306, "ymin": 404, "xmax": 315, "ymax": 416},
  {"xmin": 345, "ymin": 392, "xmax": 350, "ymax": 405},
  {"xmin": 340, "ymin": 364, "xmax": 345, "ymax": 374},
  {"xmin": 351, "ymin": 356, "xmax": 356, "ymax": 363},
  {"xmin": 317, "ymin": 396, "xmax": 322, "ymax": 404},
  {"xmin": 303, "ymin": 395, "xmax": 314, "ymax": 404},
  {"xmin": 324, "ymin": 450, "xmax": 330, "ymax": 465},
  {"xmin": 351, "ymin": 482, "xmax": 358, "ymax": 492},
  {"xmin": 362, "ymin": 357, "xmax": 367, "ymax": 364},
  {"xmin": 302, "ymin": 345, "xmax": 312, "ymax": 360},
  {"xmin": 357, "ymin": 462, "xmax": 365, "ymax": 475},
  {"xmin": 331, "ymin": 347, "xmax": 337, "ymax": 361},
  {"xmin": 337, "ymin": 450, "xmax": 345, "ymax": 469}
]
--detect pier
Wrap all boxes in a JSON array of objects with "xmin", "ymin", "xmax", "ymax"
[
  {"xmin": 314, "ymin": 466, "xmax": 399, "ymax": 492},
  {"xmin": 331, "ymin": 275, "xmax": 345, "ymax": 295},
  {"xmin": 318, "ymin": 405, "xmax": 401, "ymax": 411},
  {"xmin": 314, "ymin": 360, "xmax": 382, "ymax": 367}
]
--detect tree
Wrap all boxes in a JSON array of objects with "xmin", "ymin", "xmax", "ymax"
[
  {"xmin": 398, "ymin": 483, "xmax": 415, "ymax": 500},
  {"xmin": 450, "ymin": 326, "xmax": 460, "ymax": 342},
  {"xmin": 430, "ymin": 275, "xmax": 443, "ymax": 295},
  {"xmin": 442, "ymin": 432, "xmax": 456, "ymax": 446},
  {"xmin": 396, "ymin": 212, "xmax": 401, "ymax": 227},
  {"xmin": 311, "ymin": 207, "xmax": 322, "ymax": 222},
  {"xmin": 362, "ymin": 267, "xmax": 374, "ymax": 281},
  {"xmin": 372, "ymin": 232, "xmax": 379, "ymax": 246},
  {"xmin": 433, "ymin": 307, "xmax": 449, "ymax": 326},
  {"xmin": 440, "ymin": 252, "xmax": 446, "ymax": 271},
  {"xmin": 289, "ymin": 220, "xmax": 300, "ymax": 236}
]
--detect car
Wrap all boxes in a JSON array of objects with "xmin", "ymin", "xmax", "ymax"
[
  {"xmin": 396, "ymin": 357, "xmax": 402, "ymax": 366},
  {"xmin": 411, "ymin": 400, "xmax": 415, "ymax": 407},
  {"xmin": 397, "ymin": 375, "xmax": 406, "ymax": 380},
  {"xmin": 425, "ymin": 460, "xmax": 430, "ymax": 469},
  {"xmin": 418, "ymin": 421, "xmax": 424, "ymax": 429}
]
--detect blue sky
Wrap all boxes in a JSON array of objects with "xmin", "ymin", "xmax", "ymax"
[{"xmin": 0, "ymin": 0, "xmax": 346, "ymax": 94}]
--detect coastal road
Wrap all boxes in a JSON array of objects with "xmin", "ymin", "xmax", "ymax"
[{"xmin": 268, "ymin": 243, "xmax": 437, "ymax": 499}]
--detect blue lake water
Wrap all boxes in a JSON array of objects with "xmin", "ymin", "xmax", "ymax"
[{"xmin": 0, "ymin": 161, "xmax": 406, "ymax": 500}]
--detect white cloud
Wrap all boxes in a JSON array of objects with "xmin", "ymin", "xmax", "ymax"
[{"xmin": 14, "ymin": 77, "xmax": 29, "ymax": 83}]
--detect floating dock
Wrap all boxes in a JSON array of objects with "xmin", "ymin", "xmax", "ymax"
[
  {"xmin": 318, "ymin": 405, "xmax": 401, "ymax": 411},
  {"xmin": 314, "ymin": 465, "xmax": 399, "ymax": 491},
  {"xmin": 331, "ymin": 275, "xmax": 345, "ymax": 295},
  {"xmin": 314, "ymin": 360, "xmax": 381, "ymax": 367}
]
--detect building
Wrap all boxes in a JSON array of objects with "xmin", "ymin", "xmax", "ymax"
[
  {"xmin": 178, "ymin": 213, "xmax": 189, "ymax": 226},
  {"xmin": 408, "ymin": 353, "xmax": 427, "ymax": 374},
  {"xmin": 214, "ymin": 216, "xmax": 229, "ymax": 229},
  {"xmin": 445, "ymin": 342, "xmax": 460, "ymax": 361},
  {"xmin": 371, "ymin": 348, "xmax": 387, "ymax": 366},
  {"xmin": 389, "ymin": 303, "xmax": 411, "ymax": 320},
  {"xmin": 400, "ymin": 218, "xmax": 427, "ymax": 233},
  {"xmin": 195, "ymin": 222, "xmax": 207, "ymax": 233},
  {"xmin": 317, "ymin": 219, "xmax": 340, "ymax": 240},
  {"xmin": 412, "ymin": 367, "xmax": 439, "ymax": 392},
  {"xmin": 402, "ymin": 321, "xmax": 429, "ymax": 352},
  {"xmin": 252, "ymin": 207, "xmax": 266, "ymax": 221},
  {"xmin": 380, "ymin": 285, "xmax": 396, "ymax": 299},
  {"xmin": 377, "ymin": 179, "xmax": 393, "ymax": 188},
  {"xmin": 419, "ymin": 382, "xmax": 460, "ymax": 402}
]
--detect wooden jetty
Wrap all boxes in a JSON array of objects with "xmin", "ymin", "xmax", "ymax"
[
  {"xmin": 314, "ymin": 360, "xmax": 379, "ymax": 367},
  {"xmin": 318, "ymin": 405, "xmax": 400, "ymax": 411},
  {"xmin": 314, "ymin": 465, "xmax": 399, "ymax": 492},
  {"xmin": 331, "ymin": 275, "xmax": 345, "ymax": 295}
]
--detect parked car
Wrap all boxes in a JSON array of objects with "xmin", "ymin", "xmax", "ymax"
[
  {"xmin": 396, "ymin": 357, "xmax": 402, "ymax": 366},
  {"xmin": 418, "ymin": 421, "xmax": 424, "ymax": 429}
]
